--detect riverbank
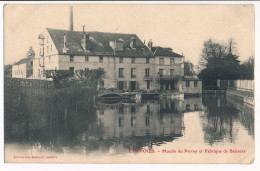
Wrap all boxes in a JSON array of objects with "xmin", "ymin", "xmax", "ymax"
[{"xmin": 226, "ymin": 89, "xmax": 254, "ymax": 106}]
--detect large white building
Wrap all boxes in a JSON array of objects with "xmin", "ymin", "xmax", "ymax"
[{"xmin": 12, "ymin": 7, "xmax": 202, "ymax": 95}]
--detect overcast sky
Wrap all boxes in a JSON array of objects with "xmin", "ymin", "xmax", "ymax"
[{"xmin": 4, "ymin": 4, "xmax": 254, "ymax": 65}]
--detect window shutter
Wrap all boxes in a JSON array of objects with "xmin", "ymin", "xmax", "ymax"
[
  {"xmin": 136, "ymin": 82, "xmax": 139, "ymax": 90},
  {"xmin": 117, "ymin": 81, "xmax": 119, "ymax": 89}
]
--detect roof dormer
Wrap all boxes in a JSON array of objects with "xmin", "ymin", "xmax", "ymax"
[
  {"xmin": 38, "ymin": 34, "xmax": 45, "ymax": 46},
  {"xmin": 130, "ymin": 37, "xmax": 137, "ymax": 49},
  {"xmin": 110, "ymin": 39, "xmax": 124, "ymax": 52}
]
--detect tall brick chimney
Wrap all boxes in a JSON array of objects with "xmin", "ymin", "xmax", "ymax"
[{"xmin": 69, "ymin": 6, "xmax": 73, "ymax": 31}]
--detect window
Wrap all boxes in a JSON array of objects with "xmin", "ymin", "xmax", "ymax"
[
  {"xmin": 132, "ymin": 57, "xmax": 135, "ymax": 63},
  {"xmin": 171, "ymin": 101, "xmax": 175, "ymax": 111},
  {"xmin": 186, "ymin": 104, "xmax": 190, "ymax": 111},
  {"xmin": 171, "ymin": 82, "xmax": 175, "ymax": 90},
  {"xmin": 145, "ymin": 117, "xmax": 150, "ymax": 126},
  {"xmin": 131, "ymin": 106, "xmax": 136, "ymax": 114},
  {"xmin": 130, "ymin": 81, "xmax": 137, "ymax": 91},
  {"xmin": 70, "ymin": 55, "xmax": 74, "ymax": 62},
  {"xmin": 131, "ymin": 39, "xmax": 136, "ymax": 49},
  {"xmin": 170, "ymin": 58, "xmax": 174, "ymax": 65},
  {"xmin": 119, "ymin": 57, "xmax": 123, "ymax": 63},
  {"xmin": 118, "ymin": 81, "xmax": 124, "ymax": 90},
  {"xmin": 99, "ymin": 56, "xmax": 103, "ymax": 63},
  {"xmin": 69, "ymin": 67, "xmax": 74, "ymax": 74},
  {"xmin": 159, "ymin": 69, "xmax": 163, "ymax": 76},
  {"xmin": 99, "ymin": 80, "xmax": 104, "ymax": 89},
  {"xmin": 131, "ymin": 68, "xmax": 136, "ymax": 78},
  {"xmin": 170, "ymin": 69, "xmax": 174, "ymax": 77},
  {"xmin": 145, "ymin": 68, "xmax": 150, "ymax": 77},
  {"xmin": 49, "ymin": 56, "xmax": 51, "ymax": 63},
  {"xmin": 146, "ymin": 57, "xmax": 150, "ymax": 64},
  {"xmin": 119, "ymin": 105, "xmax": 124, "ymax": 114},
  {"xmin": 165, "ymin": 82, "xmax": 169, "ymax": 90},
  {"xmin": 194, "ymin": 81, "xmax": 198, "ymax": 87},
  {"xmin": 119, "ymin": 68, "xmax": 124, "ymax": 78},
  {"xmin": 131, "ymin": 117, "xmax": 136, "ymax": 127},
  {"xmin": 146, "ymin": 129, "xmax": 150, "ymax": 136},
  {"xmin": 85, "ymin": 56, "xmax": 89, "ymax": 62},
  {"xmin": 194, "ymin": 104, "xmax": 198, "ymax": 110},
  {"xmin": 119, "ymin": 118, "xmax": 123, "ymax": 127},
  {"xmin": 47, "ymin": 36, "xmax": 49, "ymax": 43},
  {"xmin": 147, "ymin": 81, "xmax": 150, "ymax": 90},
  {"xmin": 147, "ymin": 104, "xmax": 150, "ymax": 114},
  {"xmin": 159, "ymin": 58, "xmax": 164, "ymax": 65},
  {"xmin": 186, "ymin": 81, "xmax": 190, "ymax": 87}
]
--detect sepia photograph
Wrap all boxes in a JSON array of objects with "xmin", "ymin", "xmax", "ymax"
[{"xmin": 3, "ymin": 4, "xmax": 254, "ymax": 163}]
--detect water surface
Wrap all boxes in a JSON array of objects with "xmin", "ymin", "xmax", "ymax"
[{"xmin": 5, "ymin": 94, "xmax": 254, "ymax": 163}]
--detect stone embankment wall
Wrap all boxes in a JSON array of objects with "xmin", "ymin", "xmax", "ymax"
[{"xmin": 217, "ymin": 79, "xmax": 254, "ymax": 105}]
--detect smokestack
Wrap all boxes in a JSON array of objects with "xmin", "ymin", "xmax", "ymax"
[{"xmin": 69, "ymin": 6, "xmax": 73, "ymax": 31}]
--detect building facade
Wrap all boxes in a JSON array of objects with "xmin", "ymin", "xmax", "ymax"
[
  {"xmin": 27, "ymin": 27, "xmax": 191, "ymax": 92},
  {"xmin": 12, "ymin": 57, "xmax": 33, "ymax": 79},
  {"xmin": 11, "ymin": 27, "xmax": 202, "ymax": 95}
]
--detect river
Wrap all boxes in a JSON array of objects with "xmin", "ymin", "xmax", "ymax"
[{"xmin": 4, "ymin": 94, "xmax": 254, "ymax": 163}]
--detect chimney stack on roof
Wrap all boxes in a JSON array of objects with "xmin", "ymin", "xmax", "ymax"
[
  {"xmin": 148, "ymin": 40, "xmax": 153, "ymax": 50},
  {"xmin": 83, "ymin": 25, "xmax": 85, "ymax": 33},
  {"xmin": 69, "ymin": 6, "xmax": 73, "ymax": 31},
  {"xmin": 62, "ymin": 34, "xmax": 69, "ymax": 53},
  {"xmin": 81, "ymin": 26, "xmax": 91, "ymax": 52}
]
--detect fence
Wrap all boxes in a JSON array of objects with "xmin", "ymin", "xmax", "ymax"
[
  {"xmin": 217, "ymin": 80, "xmax": 254, "ymax": 92},
  {"xmin": 5, "ymin": 77, "xmax": 54, "ymax": 94}
]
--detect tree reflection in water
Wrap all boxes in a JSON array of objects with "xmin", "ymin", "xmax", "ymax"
[{"xmin": 200, "ymin": 95, "xmax": 254, "ymax": 145}]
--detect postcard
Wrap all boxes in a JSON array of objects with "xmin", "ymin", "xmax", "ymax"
[{"xmin": 4, "ymin": 4, "xmax": 254, "ymax": 163}]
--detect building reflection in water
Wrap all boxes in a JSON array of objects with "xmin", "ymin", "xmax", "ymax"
[
  {"xmin": 79, "ymin": 99, "xmax": 185, "ymax": 154},
  {"xmin": 4, "ymin": 93, "xmax": 254, "ymax": 156}
]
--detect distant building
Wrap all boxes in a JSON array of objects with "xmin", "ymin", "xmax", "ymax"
[
  {"xmin": 12, "ymin": 57, "xmax": 33, "ymax": 79},
  {"xmin": 182, "ymin": 76, "xmax": 202, "ymax": 95}
]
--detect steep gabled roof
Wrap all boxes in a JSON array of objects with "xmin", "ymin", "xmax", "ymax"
[
  {"xmin": 151, "ymin": 46, "xmax": 183, "ymax": 57},
  {"xmin": 47, "ymin": 28, "xmax": 153, "ymax": 57},
  {"xmin": 14, "ymin": 57, "xmax": 33, "ymax": 65}
]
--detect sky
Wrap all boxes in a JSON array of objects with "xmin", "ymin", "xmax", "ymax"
[{"xmin": 4, "ymin": 4, "xmax": 254, "ymax": 66}]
